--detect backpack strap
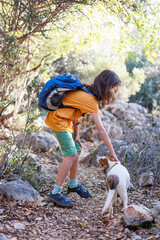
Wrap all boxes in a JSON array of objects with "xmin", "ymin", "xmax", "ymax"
[{"xmin": 81, "ymin": 86, "xmax": 94, "ymax": 96}]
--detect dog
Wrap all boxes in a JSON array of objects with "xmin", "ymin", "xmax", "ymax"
[{"xmin": 97, "ymin": 156, "xmax": 130, "ymax": 219}]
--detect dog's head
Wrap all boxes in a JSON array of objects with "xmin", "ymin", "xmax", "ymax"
[{"xmin": 97, "ymin": 156, "xmax": 116, "ymax": 170}]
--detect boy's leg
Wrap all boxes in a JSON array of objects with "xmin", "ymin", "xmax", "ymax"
[
  {"xmin": 68, "ymin": 138, "xmax": 92, "ymax": 198},
  {"xmin": 69, "ymin": 151, "xmax": 81, "ymax": 180},
  {"xmin": 69, "ymin": 133, "xmax": 82, "ymax": 181},
  {"xmin": 55, "ymin": 154, "xmax": 78, "ymax": 186},
  {"xmin": 49, "ymin": 131, "xmax": 78, "ymax": 207},
  {"xmin": 49, "ymin": 155, "xmax": 78, "ymax": 208}
]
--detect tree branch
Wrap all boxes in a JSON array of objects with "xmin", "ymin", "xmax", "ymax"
[{"xmin": 18, "ymin": 5, "xmax": 68, "ymax": 44}]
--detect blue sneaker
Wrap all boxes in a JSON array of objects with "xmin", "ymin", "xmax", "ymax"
[
  {"xmin": 48, "ymin": 192, "xmax": 73, "ymax": 208},
  {"xmin": 67, "ymin": 184, "xmax": 92, "ymax": 198}
]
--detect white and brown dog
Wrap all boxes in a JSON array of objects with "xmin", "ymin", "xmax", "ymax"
[{"xmin": 97, "ymin": 156, "xmax": 130, "ymax": 219}]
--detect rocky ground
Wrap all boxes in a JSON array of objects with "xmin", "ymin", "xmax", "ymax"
[
  {"xmin": 0, "ymin": 147, "xmax": 160, "ymax": 240},
  {"xmin": 0, "ymin": 100, "xmax": 160, "ymax": 240}
]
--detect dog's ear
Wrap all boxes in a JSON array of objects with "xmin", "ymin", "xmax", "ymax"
[
  {"xmin": 97, "ymin": 156, "xmax": 109, "ymax": 169},
  {"xmin": 108, "ymin": 156, "xmax": 116, "ymax": 162}
]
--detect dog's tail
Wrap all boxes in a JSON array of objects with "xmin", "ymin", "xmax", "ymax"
[{"xmin": 102, "ymin": 175, "xmax": 119, "ymax": 215}]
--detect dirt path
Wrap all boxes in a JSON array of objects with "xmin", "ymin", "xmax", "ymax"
[{"xmin": 0, "ymin": 162, "xmax": 159, "ymax": 240}]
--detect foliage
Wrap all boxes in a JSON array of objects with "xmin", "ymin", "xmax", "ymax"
[
  {"xmin": 0, "ymin": 0, "xmax": 160, "ymax": 125},
  {"xmin": 130, "ymin": 75, "xmax": 160, "ymax": 113},
  {"xmin": 122, "ymin": 118, "xmax": 160, "ymax": 180},
  {"xmin": 0, "ymin": 136, "xmax": 45, "ymax": 190},
  {"xmin": 126, "ymin": 53, "xmax": 160, "ymax": 113},
  {"xmin": 0, "ymin": 76, "xmax": 42, "ymax": 188},
  {"xmin": 48, "ymin": 50, "xmax": 146, "ymax": 101}
]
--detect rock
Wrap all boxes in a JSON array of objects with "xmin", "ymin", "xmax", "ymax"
[
  {"xmin": 128, "ymin": 103, "xmax": 147, "ymax": 114},
  {"xmin": 42, "ymin": 124, "xmax": 54, "ymax": 134},
  {"xmin": 103, "ymin": 119, "xmax": 123, "ymax": 140},
  {"xmin": 132, "ymin": 235, "xmax": 142, "ymax": 240},
  {"xmin": 37, "ymin": 165, "xmax": 48, "ymax": 174},
  {"xmin": 128, "ymin": 182, "xmax": 136, "ymax": 191},
  {"xmin": 49, "ymin": 154, "xmax": 63, "ymax": 162},
  {"xmin": 28, "ymin": 153, "xmax": 40, "ymax": 164},
  {"xmin": 16, "ymin": 131, "xmax": 59, "ymax": 152},
  {"xmin": 124, "ymin": 228, "xmax": 131, "ymax": 233},
  {"xmin": 80, "ymin": 140, "xmax": 136, "ymax": 166},
  {"xmin": 151, "ymin": 201, "xmax": 160, "ymax": 225},
  {"xmin": 80, "ymin": 126, "xmax": 99, "ymax": 142},
  {"xmin": 0, "ymin": 209, "xmax": 4, "ymax": 214},
  {"xmin": 139, "ymin": 205, "xmax": 151, "ymax": 215},
  {"xmin": 124, "ymin": 114, "xmax": 141, "ymax": 126},
  {"xmin": 5, "ymin": 174, "xmax": 21, "ymax": 181},
  {"xmin": 139, "ymin": 171, "xmax": 155, "ymax": 187},
  {"xmin": 136, "ymin": 167, "xmax": 149, "ymax": 176},
  {"xmin": 14, "ymin": 222, "xmax": 25, "ymax": 230},
  {"xmin": 0, "ymin": 234, "xmax": 9, "ymax": 240},
  {"xmin": 122, "ymin": 204, "xmax": 153, "ymax": 228},
  {"xmin": 5, "ymin": 224, "xmax": 12, "ymax": 231},
  {"xmin": 0, "ymin": 179, "xmax": 39, "ymax": 201},
  {"xmin": 35, "ymin": 217, "xmax": 42, "ymax": 221},
  {"xmin": 105, "ymin": 104, "xmax": 126, "ymax": 120}
]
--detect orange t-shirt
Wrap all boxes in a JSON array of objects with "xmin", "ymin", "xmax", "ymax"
[{"xmin": 45, "ymin": 90, "xmax": 98, "ymax": 132}]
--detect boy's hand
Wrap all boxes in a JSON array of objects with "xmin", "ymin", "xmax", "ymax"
[
  {"xmin": 110, "ymin": 153, "xmax": 120, "ymax": 162},
  {"xmin": 74, "ymin": 135, "xmax": 83, "ymax": 149}
]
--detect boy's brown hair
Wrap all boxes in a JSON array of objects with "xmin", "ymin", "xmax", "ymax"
[{"xmin": 85, "ymin": 70, "xmax": 121, "ymax": 106}]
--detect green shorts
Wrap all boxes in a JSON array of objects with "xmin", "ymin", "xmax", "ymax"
[{"xmin": 54, "ymin": 131, "xmax": 82, "ymax": 157}]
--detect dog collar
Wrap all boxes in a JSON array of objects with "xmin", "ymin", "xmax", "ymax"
[{"xmin": 109, "ymin": 162, "xmax": 119, "ymax": 172}]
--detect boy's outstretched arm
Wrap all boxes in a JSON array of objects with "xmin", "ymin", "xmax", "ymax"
[{"xmin": 91, "ymin": 113, "xmax": 119, "ymax": 162}]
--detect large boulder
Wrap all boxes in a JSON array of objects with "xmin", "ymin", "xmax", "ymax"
[
  {"xmin": 151, "ymin": 201, "xmax": 160, "ymax": 225},
  {"xmin": 104, "ymin": 100, "xmax": 148, "ymax": 126},
  {"xmin": 122, "ymin": 205, "xmax": 153, "ymax": 228},
  {"xmin": 16, "ymin": 131, "xmax": 59, "ymax": 152},
  {"xmin": 80, "ymin": 140, "xmax": 137, "ymax": 166},
  {"xmin": 0, "ymin": 179, "xmax": 39, "ymax": 201},
  {"xmin": 138, "ymin": 171, "xmax": 155, "ymax": 187}
]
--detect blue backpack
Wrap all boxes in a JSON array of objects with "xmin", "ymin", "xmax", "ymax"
[{"xmin": 39, "ymin": 72, "xmax": 93, "ymax": 111}]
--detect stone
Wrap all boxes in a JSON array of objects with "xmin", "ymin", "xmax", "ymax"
[
  {"xmin": 14, "ymin": 222, "xmax": 25, "ymax": 230},
  {"xmin": 16, "ymin": 131, "xmax": 59, "ymax": 152},
  {"xmin": 49, "ymin": 154, "xmax": 63, "ymax": 162},
  {"xmin": 122, "ymin": 204, "xmax": 153, "ymax": 228},
  {"xmin": 139, "ymin": 205, "xmax": 151, "ymax": 215},
  {"xmin": 80, "ymin": 140, "xmax": 136, "ymax": 166},
  {"xmin": 5, "ymin": 224, "xmax": 12, "ymax": 231},
  {"xmin": 128, "ymin": 182, "xmax": 136, "ymax": 191},
  {"xmin": 0, "ymin": 179, "xmax": 39, "ymax": 201},
  {"xmin": 0, "ymin": 209, "xmax": 4, "ymax": 214},
  {"xmin": 133, "ymin": 235, "xmax": 142, "ymax": 240},
  {"xmin": 128, "ymin": 103, "xmax": 147, "ymax": 114},
  {"xmin": 106, "ymin": 104, "xmax": 126, "ymax": 120},
  {"xmin": 124, "ymin": 228, "xmax": 131, "ymax": 233},
  {"xmin": 5, "ymin": 174, "xmax": 21, "ymax": 181},
  {"xmin": 37, "ymin": 165, "xmax": 48, "ymax": 174},
  {"xmin": 0, "ymin": 234, "xmax": 9, "ymax": 240},
  {"xmin": 35, "ymin": 217, "xmax": 42, "ymax": 221},
  {"xmin": 42, "ymin": 124, "xmax": 54, "ymax": 134},
  {"xmin": 138, "ymin": 171, "xmax": 154, "ymax": 187},
  {"xmin": 28, "ymin": 153, "xmax": 40, "ymax": 164},
  {"xmin": 151, "ymin": 201, "xmax": 160, "ymax": 225}
]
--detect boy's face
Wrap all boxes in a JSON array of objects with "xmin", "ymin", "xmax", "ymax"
[{"xmin": 110, "ymin": 84, "xmax": 120, "ymax": 96}]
